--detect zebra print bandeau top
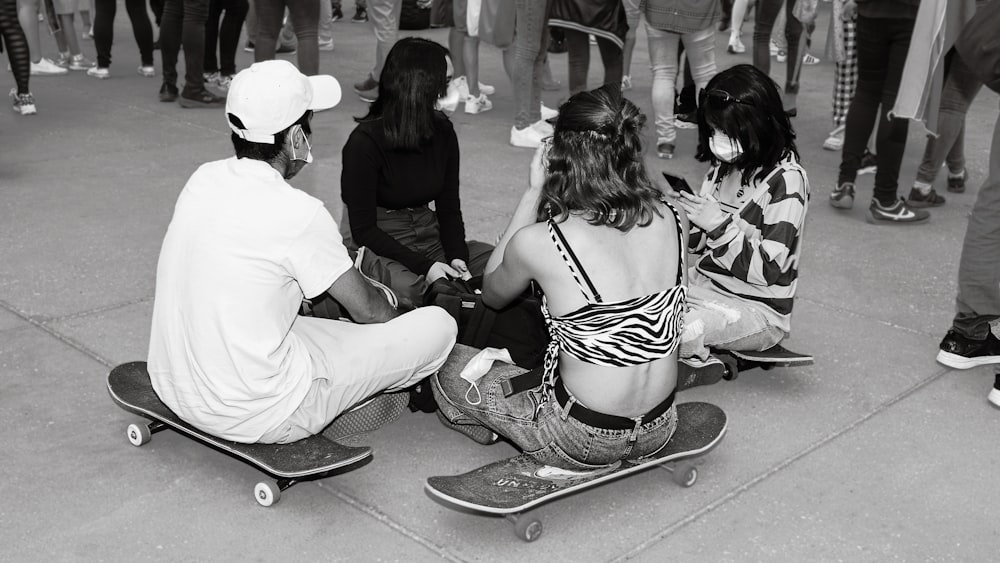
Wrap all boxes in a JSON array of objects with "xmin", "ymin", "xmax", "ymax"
[{"xmin": 541, "ymin": 202, "xmax": 686, "ymax": 374}]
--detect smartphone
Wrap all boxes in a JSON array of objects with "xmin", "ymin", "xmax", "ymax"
[{"xmin": 662, "ymin": 172, "xmax": 694, "ymax": 196}]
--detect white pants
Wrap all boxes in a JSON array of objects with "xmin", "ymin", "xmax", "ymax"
[{"xmin": 258, "ymin": 306, "xmax": 457, "ymax": 443}]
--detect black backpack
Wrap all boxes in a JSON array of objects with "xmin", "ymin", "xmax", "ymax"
[{"xmin": 424, "ymin": 276, "xmax": 548, "ymax": 370}]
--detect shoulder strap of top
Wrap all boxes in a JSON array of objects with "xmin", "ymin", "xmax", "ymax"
[
  {"xmin": 547, "ymin": 219, "xmax": 602, "ymax": 302},
  {"xmin": 662, "ymin": 199, "xmax": 685, "ymax": 286}
]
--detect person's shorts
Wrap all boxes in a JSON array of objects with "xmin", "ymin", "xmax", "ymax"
[
  {"xmin": 53, "ymin": 0, "xmax": 77, "ymax": 16},
  {"xmin": 453, "ymin": 0, "xmax": 467, "ymax": 34}
]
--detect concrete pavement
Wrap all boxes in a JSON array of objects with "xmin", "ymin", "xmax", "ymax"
[{"xmin": 2, "ymin": 5, "xmax": 999, "ymax": 561}]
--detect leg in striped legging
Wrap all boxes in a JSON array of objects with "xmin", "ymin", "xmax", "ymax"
[{"xmin": 0, "ymin": 0, "xmax": 34, "ymax": 113}]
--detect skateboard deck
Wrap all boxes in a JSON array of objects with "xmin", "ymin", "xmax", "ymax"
[
  {"xmin": 108, "ymin": 361, "xmax": 373, "ymax": 506},
  {"xmin": 425, "ymin": 401, "xmax": 726, "ymax": 540},
  {"xmin": 725, "ymin": 344, "xmax": 814, "ymax": 377}
]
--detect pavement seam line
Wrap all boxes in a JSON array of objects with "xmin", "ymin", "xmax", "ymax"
[
  {"xmin": 611, "ymin": 366, "xmax": 952, "ymax": 561},
  {"xmin": 798, "ymin": 296, "xmax": 933, "ymax": 337},
  {"xmin": 35, "ymin": 296, "xmax": 153, "ymax": 323},
  {"xmin": 315, "ymin": 481, "xmax": 467, "ymax": 562},
  {"xmin": 0, "ymin": 299, "xmax": 115, "ymax": 368}
]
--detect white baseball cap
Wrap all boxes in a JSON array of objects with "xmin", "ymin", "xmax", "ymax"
[{"xmin": 225, "ymin": 60, "xmax": 342, "ymax": 144}]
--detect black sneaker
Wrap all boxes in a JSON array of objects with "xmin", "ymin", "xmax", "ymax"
[
  {"xmin": 947, "ymin": 169, "xmax": 967, "ymax": 193},
  {"xmin": 656, "ymin": 141, "xmax": 675, "ymax": 160},
  {"xmin": 331, "ymin": 6, "xmax": 343, "ymax": 21},
  {"xmin": 158, "ymin": 82, "xmax": 178, "ymax": 102},
  {"xmin": 937, "ymin": 328, "xmax": 1000, "ymax": 369},
  {"xmin": 276, "ymin": 42, "xmax": 296, "ymax": 54},
  {"xmin": 323, "ymin": 392, "xmax": 409, "ymax": 442},
  {"xmin": 868, "ymin": 198, "xmax": 930, "ymax": 224},
  {"xmin": 435, "ymin": 410, "xmax": 500, "ymax": 445},
  {"xmin": 178, "ymin": 88, "xmax": 226, "ymax": 108},
  {"xmin": 906, "ymin": 187, "xmax": 946, "ymax": 208},
  {"xmin": 354, "ymin": 75, "xmax": 379, "ymax": 102},
  {"xmin": 858, "ymin": 150, "xmax": 877, "ymax": 175},
  {"xmin": 243, "ymin": 40, "xmax": 255, "ymax": 53},
  {"xmin": 677, "ymin": 357, "xmax": 731, "ymax": 391},
  {"xmin": 990, "ymin": 374, "xmax": 1000, "ymax": 409},
  {"xmin": 829, "ymin": 182, "xmax": 855, "ymax": 209},
  {"xmin": 352, "ymin": 6, "xmax": 368, "ymax": 22}
]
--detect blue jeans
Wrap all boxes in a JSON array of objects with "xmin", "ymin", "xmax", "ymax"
[
  {"xmin": 646, "ymin": 24, "xmax": 717, "ymax": 143},
  {"xmin": 432, "ymin": 366, "xmax": 678, "ymax": 471},
  {"xmin": 953, "ymin": 100, "xmax": 1000, "ymax": 339},
  {"xmin": 680, "ymin": 284, "xmax": 786, "ymax": 362}
]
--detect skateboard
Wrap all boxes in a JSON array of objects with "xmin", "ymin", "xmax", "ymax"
[
  {"xmin": 107, "ymin": 361, "xmax": 373, "ymax": 507},
  {"xmin": 718, "ymin": 343, "xmax": 814, "ymax": 380},
  {"xmin": 425, "ymin": 401, "xmax": 727, "ymax": 542}
]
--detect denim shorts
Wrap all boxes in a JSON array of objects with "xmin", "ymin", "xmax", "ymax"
[{"xmin": 432, "ymin": 365, "xmax": 678, "ymax": 470}]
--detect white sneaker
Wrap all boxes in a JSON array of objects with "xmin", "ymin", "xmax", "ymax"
[
  {"xmin": 450, "ymin": 75, "xmax": 496, "ymax": 98},
  {"xmin": 87, "ymin": 66, "xmax": 110, "ymax": 79},
  {"xmin": 318, "ymin": 38, "xmax": 334, "ymax": 51},
  {"xmin": 68, "ymin": 54, "xmax": 95, "ymax": 70},
  {"xmin": 510, "ymin": 123, "xmax": 547, "ymax": 148},
  {"xmin": 465, "ymin": 93, "xmax": 492, "ymax": 114},
  {"xmin": 216, "ymin": 74, "xmax": 233, "ymax": 90},
  {"xmin": 727, "ymin": 35, "xmax": 746, "ymax": 54},
  {"xmin": 823, "ymin": 124, "xmax": 845, "ymax": 151},
  {"xmin": 137, "ymin": 65, "xmax": 155, "ymax": 77},
  {"xmin": 533, "ymin": 118, "xmax": 554, "ymax": 137},
  {"xmin": 769, "ymin": 39, "xmax": 780, "ymax": 57},
  {"xmin": 436, "ymin": 83, "xmax": 461, "ymax": 113},
  {"xmin": 30, "ymin": 58, "xmax": 68, "ymax": 76},
  {"xmin": 540, "ymin": 103, "xmax": 558, "ymax": 121},
  {"xmin": 621, "ymin": 75, "xmax": 632, "ymax": 91},
  {"xmin": 10, "ymin": 87, "xmax": 37, "ymax": 115}
]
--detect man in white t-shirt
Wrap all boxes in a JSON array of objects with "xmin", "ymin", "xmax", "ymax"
[{"xmin": 148, "ymin": 60, "xmax": 458, "ymax": 444}]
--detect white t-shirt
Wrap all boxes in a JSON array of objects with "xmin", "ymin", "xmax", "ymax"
[{"xmin": 148, "ymin": 157, "xmax": 353, "ymax": 442}]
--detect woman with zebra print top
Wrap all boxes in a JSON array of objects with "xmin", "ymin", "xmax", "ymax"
[{"xmin": 431, "ymin": 85, "xmax": 689, "ymax": 470}]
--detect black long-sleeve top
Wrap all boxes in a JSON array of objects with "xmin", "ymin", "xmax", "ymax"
[{"xmin": 340, "ymin": 114, "xmax": 469, "ymax": 275}]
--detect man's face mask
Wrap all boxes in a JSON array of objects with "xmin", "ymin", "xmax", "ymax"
[{"xmin": 289, "ymin": 124, "xmax": 313, "ymax": 164}]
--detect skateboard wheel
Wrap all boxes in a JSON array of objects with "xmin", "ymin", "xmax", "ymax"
[
  {"xmin": 510, "ymin": 514, "xmax": 543, "ymax": 542},
  {"xmin": 673, "ymin": 463, "xmax": 697, "ymax": 487},
  {"xmin": 254, "ymin": 481, "xmax": 281, "ymax": 507},
  {"xmin": 126, "ymin": 423, "xmax": 151, "ymax": 447}
]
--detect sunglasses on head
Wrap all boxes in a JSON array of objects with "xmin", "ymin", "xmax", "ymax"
[{"xmin": 704, "ymin": 89, "xmax": 752, "ymax": 106}]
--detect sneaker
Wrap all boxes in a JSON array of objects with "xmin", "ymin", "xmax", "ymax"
[
  {"xmin": 990, "ymin": 374, "xmax": 1000, "ymax": 409},
  {"xmin": 158, "ymin": 82, "xmax": 178, "ymax": 102},
  {"xmin": 674, "ymin": 112, "xmax": 697, "ymax": 130},
  {"xmin": 802, "ymin": 53, "xmax": 820, "ymax": 65},
  {"xmin": 437, "ymin": 82, "xmax": 461, "ymax": 112},
  {"xmin": 770, "ymin": 39, "xmax": 780, "ymax": 57},
  {"xmin": 868, "ymin": 198, "xmax": 930, "ymax": 224},
  {"xmin": 323, "ymin": 392, "xmax": 410, "ymax": 442},
  {"xmin": 31, "ymin": 57, "xmax": 68, "ymax": 75},
  {"xmin": 465, "ymin": 93, "xmax": 492, "ymax": 114},
  {"xmin": 656, "ymin": 141, "xmax": 675, "ymax": 159},
  {"xmin": 533, "ymin": 118, "xmax": 554, "ymax": 137},
  {"xmin": 137, "ymin": 65, "xmax": 156, "ymax": 77},
  {"xmin": 776, "ymin": 49, "xmax": 787, "ymax": 63},
  {"xmin": 354, "ymin": 75, "xmax": 379, "ymax": 102},
  {"xmin": 540, "ymin": 103, "xmax": 559, "ymax": 121},
  {"xmin": 68, "ymin": 54, "xmax": 95, "ymax": 70},
  {"xmin": 510, "ymin": 123, "xmax": 547, "ymax": 148},
  {"xmin": 435, "ymin": 410, "xmax": 500, "ymax": 445},
  {"xmin": 906, "ymin": 187, "xmax": 946, "ymax": 208},
  {"xmin": 275, "ymin": 43, "xmax": 296, "ymax": 54},
  {"xmin": 717, "ymin": 18, "xmax": 731, "ymax": 32},
  {"xmin": 858, "ymin": 150, "xmax": 878, "ymax": 175},
  {"xmin": 56, "ymin": 51, "xmax": 71, "ymax": 68},
  {"xmin": 178, "ymin": 88, "xmax": 226, "ymax": 108},
  {"xmin": 203, "ymin": 71, "xmax": 220, "ymax": 84},
  {"xmin": 331, "ymin": 6, "xmax": 343, "ymax": 21},
  {"xmin": 829, "ymin": 182, "xmax": 855, "ymax": 209},
  {"xmin": 727, "ymin": 35, "xmax": 746, "ymax": 54},
  {"xmin": 823, "ymin": 124, "xmax": 845, "ymax": 151},
  {"xmin": 318, "ymin": 38, "xmax": 334, "ymax": 51},
  {"xmin": 937, "ymin": 328, "xmax": 1000, "ymax": 369},
  {"xmin": 9, "ymin": 88, "xmax": 36, "ymax": 115},
  {"xmin": 450, "ymin": 75, "xmax": 496, "ymax": 98},
  {"xmin": 352, "ymin": 6, "xmax": 368, "ymax": 22},
  {"xmin": 677, "ymin": 356, "xmax": 729, "ymax": 391},
  {"xmin": 243, "ymin": 40, "xmax": 255, "ymax": 53},
  {"xmin": 621, "ymin": 74, "xmax": 632, "ymax": 91},
  {"xmin": 215, "ymin": 74, "xmax": 233, "ymax": 90},
  {"xmin": 947, "ymin": 169, "xmax": 967, "ymax": 193},
  {"xmin": 86, "ymin": 66, "xmax": 110, "ymax": 79}
]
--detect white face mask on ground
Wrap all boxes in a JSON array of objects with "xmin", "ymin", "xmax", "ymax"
[{"xmin": 709, "ymin": 132, "xmax": 743, "ymax": 163}]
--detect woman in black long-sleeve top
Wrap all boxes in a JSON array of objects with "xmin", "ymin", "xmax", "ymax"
[{"xmin": 341, "ymin": 37, "xmax": 492, "ymax": 307}]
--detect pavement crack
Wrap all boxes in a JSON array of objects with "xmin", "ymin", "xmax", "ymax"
[
  {"xmin": 0, "ymin": 298, "xmax": 115, "ymax": 368},
  {"xmin": 797, "ymin": 296, "xmax": 936, "ymax": 338},
  {"xmin": 314, "ymin": 481, "xmax": 467, "ymax": 562},
  {"xmin": 612, "ymin": 365, "xmax": 952, "ymax": 561}
]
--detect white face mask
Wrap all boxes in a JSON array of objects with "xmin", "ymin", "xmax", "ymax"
[
  {"xmin": 289, "ymin": 124, "xmax": 313, "ymax": 164},
  {"xmin": 709, "ymin": 132, "xmax": 743, "ymax": 163}
]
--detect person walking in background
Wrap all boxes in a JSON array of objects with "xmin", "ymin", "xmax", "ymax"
[
  {"xmin": 87, "ymin": 0, "xmax": 156, "ymax": 79},
  {"xmin": 16, "ymin": 0, "xmax": 69, "ymax": 74},
  {"xmin": 159, "ymin": 0, "xmax": 225, "ymax": 106},
  {"xmin": 443, "ymin": 0, "xmax": 495, "ymax": 114},
  {"xmin": 52, "ymin": 0, "xmax": 95, "ymax": 69},
  {"xmin": 508, "ymin": 0, "xmax": 553, "ymax": 148},
  {"xmin": 752, "ymin": 0, "xmax": 803, "ymax": 114},
  {"xmin": 202, "ymin": 0, "xmax": 248, "ymax": 88},
  {"xmin": 3, "ymin": 0, "xmax": 36, "ymax": 113},
  {"xmin": 253, "ymin": 0, "xmax": 320, "ymax": 75},
  {"xmin": 549, "ymin": 0, "xmax": 626, "ymax": 97},
  {"xmin": 644, "ymin": 0, "xmax": 720, "ymax": 159},
  {"xmin": 352, "ymin": 0, "xmax": 400, "ymax": 101},
  {"xmin": 828, "ymin": 0, "xmax": 926, "ymax": 224}
]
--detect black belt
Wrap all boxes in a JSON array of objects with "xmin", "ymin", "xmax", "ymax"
[{"xmin": 553, "ymin": 376, "xmax": 675, "ymax": 431}]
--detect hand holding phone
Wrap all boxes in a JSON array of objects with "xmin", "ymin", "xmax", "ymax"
[{"xmin": 662, "ymin": 171, "xmax": 694, "ymax": 196}]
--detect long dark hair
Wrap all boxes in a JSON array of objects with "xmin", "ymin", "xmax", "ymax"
[
  {"xmin": 356, "ymin": 37, "xmax": 449, "ymax": 150},
  {"xmin": 540, "ymin": 84, "xmax": 664, "ymax": 232},
  {"xmin": 695, "ymin": 64, "xmax": 799, "ymax": 185}
]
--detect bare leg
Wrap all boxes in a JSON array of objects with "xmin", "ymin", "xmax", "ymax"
[
  {"xmin": 464, "ymin": 34, "xmax": 480, "ymax": 96},
  {"xmin": 17, "ymin": 0, "xmax": 42, "ymax": 62}
]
